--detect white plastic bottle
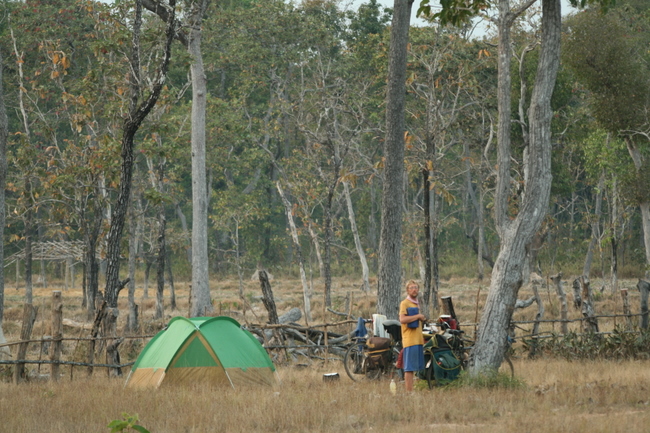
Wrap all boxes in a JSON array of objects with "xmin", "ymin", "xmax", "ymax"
[{"xmin": 390, "ymin": 378, "xmax": 397, "ymax": 395}]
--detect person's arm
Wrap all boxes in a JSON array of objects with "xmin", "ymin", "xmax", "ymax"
[{"xmin": 399, "ymin": 312, "xmax": 426, "ymax": 324}]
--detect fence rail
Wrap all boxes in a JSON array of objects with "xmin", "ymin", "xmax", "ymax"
[{"xmin": 2, "ymin": 279, "xmax": 648, "ymax": 383}]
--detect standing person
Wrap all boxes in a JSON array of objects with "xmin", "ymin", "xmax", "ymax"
[{"xmin": 399, "ymin": 280, "xmax": 426, "ymax": 392}]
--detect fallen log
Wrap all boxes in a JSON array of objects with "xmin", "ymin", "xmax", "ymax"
[{"xmin": 62, "ymin": 319, "xmax": 92, "ymax": 330}]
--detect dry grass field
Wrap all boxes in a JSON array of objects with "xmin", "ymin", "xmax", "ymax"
[{"xmin": 1, "ymin": 275, "xmax": 649, "ymax": 432}]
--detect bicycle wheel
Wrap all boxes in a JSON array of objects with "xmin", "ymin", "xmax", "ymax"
[
  {"xmin": 423, "ymin": 351, "xmax": 435, "ymax": 389},
  {"xmin": 343, "ymin": 344, "xmax": 364, "ymax": 381},
  {"xmin": 392, "ymin": 346, "xmax": 404, "ymax": 381},
  {"xmin": 425, "ymin": 361, "xmax": 435, "ymax": 389},
  {"xmin": 376, "ymin": 347, "xmax": 400, "ymax": 381},
  {"xmin": 365, "ymin": 368, "xmax": 381, "ymax": 380}
]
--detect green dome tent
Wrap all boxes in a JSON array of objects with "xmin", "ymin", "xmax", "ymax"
[{"xmin": 125, "ymin": 316, "xmax": 276, "ymax": 389}]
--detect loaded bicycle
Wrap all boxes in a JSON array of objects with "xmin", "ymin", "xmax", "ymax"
[
  {"xmin": 418, "ymin": 324, "xmax": 466, "ymax": 389},
  {"xmin": 343, "ymin": 319, "xmax": 403, "ymax": 381},
  {"xmin": 418, "ymin": 317, "xmax": 515, "ymax": 388},
  {"xmin": 343, "ymin": 313, "xmax": 515, "ymax": 386}
]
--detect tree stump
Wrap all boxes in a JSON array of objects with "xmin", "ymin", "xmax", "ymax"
[
  {"xmin": 259, "ymin": 270, "xmax": 279, "ymax": 325},
  {"xmin": 575, "ymin": 276, "xmax": 598, "ymax": 332},
  {"xmin": 571, "ymin": 277, "xmax": 583, "ymax": 310}
]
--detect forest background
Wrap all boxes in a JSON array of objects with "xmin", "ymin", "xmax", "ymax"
[{"xmin": 0, "ymin": 0, "xmax": 649, "ymax": 339}]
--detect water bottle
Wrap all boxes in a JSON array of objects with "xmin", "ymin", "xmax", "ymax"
[{"xmin": 390, "ymin": 378, "xmax": 397, "ymax": 395}]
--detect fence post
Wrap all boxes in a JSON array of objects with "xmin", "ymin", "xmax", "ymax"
[
  {"xmin": 637, "ymin": 280, "xmax": 649, "ymax": 330},
  {"xmin": 551, "ymin": 273, "xmax": 568, "ymax": 334},
  {"xmin": 575, "ymin": 276, "xmax": 598, "ymax": 332},
  {"xmin": 50, "ymin": 291, "xmax": 63, "ymax": 381},
  {"xmin": 620, "ymin": 289, "xmax": 633, "ymax": 330},
  {"xmin": 14, "ymin": 303, "xmax": 38, "ymax": 384},
  {"xmin": 528, "ymin": 283, "xmax": 545, "ymax": 358}
]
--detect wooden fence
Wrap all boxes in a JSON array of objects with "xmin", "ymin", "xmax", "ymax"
[{"xmin": 1, "ymin": 277, "xmax": 649, "ymax": 383}]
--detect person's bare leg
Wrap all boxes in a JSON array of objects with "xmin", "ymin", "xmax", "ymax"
[{"xmin": 404, "ymin": 371, "xmax": 414, "ymax": 392}]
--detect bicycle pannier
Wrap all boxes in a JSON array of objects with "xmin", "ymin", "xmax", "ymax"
[
  {"xmin": 432, "ymin": 349, "xmax": 461, "ymax": 383},
  {"xmin": 366, "ymin": 337, "xmax": 391, "ymax": 351}
]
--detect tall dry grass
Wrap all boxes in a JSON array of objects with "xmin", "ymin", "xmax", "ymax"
[{"xmin": 1, "ymin": 358, "xmax": 649, "ymax": 433}]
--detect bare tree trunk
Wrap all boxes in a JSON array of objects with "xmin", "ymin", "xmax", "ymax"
[
  {"xmin": 127, "ymin": 198, "xmax": 138, "ymax": 331},
  {"xmin": 377, "ymin": 0, "xmax": 413, "ymax": 319},
  {"xmin": 583, "ymin": 173, "xmax": 604, "ymax": 277},
  {"xmin": 187, "ymin": 0, "xmax": 213, "ymax": 317},
  {"xmin": 478, "ymin": 185, "xmax": 486, "ymax": 280},
  {"xmin": 423, "ymin": 167, "xmax": 433, "ymax": 315},
  {"xmin": 625, "ymin": 138, "xmax": 650, "ymax": 280},
  {"xmin": 83, "ymin": 207, "xmax": 102, "ymax": 318},
  {"xmin": 155, "ymin": 203, "xmax": 166, "ymax": 320},
  {"xmin": 166, "ymin": 252, "xmax": 176, "ymax": 310},
  {"xmin": 104, "ymin": 0, "xmax": 176, "ymax": 308},
  {"xmin": 463, "ymin": 140, "xmax": 486, "ymax": 281},
  {"xmin": 143, "ymin": 259, "xmax": 152, "ymax": 300},
  {"xmin": 343, "ymin": 182, "xmax": 370, "ymax": 293},
  {"xmin": 233, "ymin": 218, "xmax": 245, "ymax": 299},
  {"xmin": 305, "ymin": 219, "xmax": 325, "ymax": 279},
  {"xmin": 609, "ymin": 177, "xmax": 620, "ymax": 294},
  {"xmin": 276, "ymin": 182, "xmax": 312, "ymax": 321},
  {"xmin": 470, "ymin": 0, "xmax": 560, "ymax": 375},
  {"xmin": 175, "ymin": 202, "xmax": 191, "ymax": 264},
  {"xmin": 37, "ymin": 222, "xmax": 46, "ymax": 289},
  {"xmin": 323, "ymin": 186, "xmax": 335, "ymax": 308},
  {"xmin": 24, "ymin": 196, "xmax": 33, "ymax": 305},
  {"xmin": 0, "ymin": 48, "xmax": 6, "ymax": 330},
  {"xmin": 368, "ymin": 182, "xmax": 379, "ymax": 273},
  {"xmin": 151, "ymin": 152, "xmax": 167, "ymax": 320}
]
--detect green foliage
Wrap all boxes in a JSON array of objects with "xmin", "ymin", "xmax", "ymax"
[
  {"xmin": 2, "ymin": 0, "xmax": 649, "ymax": 284},
  {"xmin": 417, "ymin": 0, "xmax": 490, "ymax": 27},
  {"xmin": 568, "ymin": 0, "xmax": 617, "ymax": 10},
  {"xmin": 346, "ymin": 0, "xmax": 391, "ymax": 45},
  {"xmin": 522, "ymin": 328, "xmax": 650, "ymax": 360},
  {"xmin": 107, "ymin": 413, "xmax": 150, "ymax": 433},
  {"xmin": 563, "ymin": 2, "xmax": 650, "ymax": 133}
]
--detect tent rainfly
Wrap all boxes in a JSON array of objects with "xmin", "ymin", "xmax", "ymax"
[{"xmin": 125, "ymin": 316, "xmax": 276, "ymax": 389}]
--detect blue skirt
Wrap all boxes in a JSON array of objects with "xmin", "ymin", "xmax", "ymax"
[{"xmin": 403, "ymin": 345, "xmax": 424, "ymax": 372}]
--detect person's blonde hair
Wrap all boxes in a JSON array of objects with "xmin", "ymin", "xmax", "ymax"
[{"xmin": 405, "ymin": 279, "xmax": 419, "ymax": 291}]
